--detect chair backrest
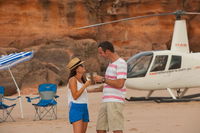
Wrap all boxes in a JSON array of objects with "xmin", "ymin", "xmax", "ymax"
[
  {"xmin": 0, "ymin": 86, "xmax": 4, "ymax": 104},
  {"xmin": 38, "ymin": 84, "xmax": 57, "ymax": 100}
]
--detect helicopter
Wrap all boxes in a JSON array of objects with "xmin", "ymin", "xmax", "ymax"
[{"xmin": 77, "ymin": 10, "xmax": 200, "ymax": 101}]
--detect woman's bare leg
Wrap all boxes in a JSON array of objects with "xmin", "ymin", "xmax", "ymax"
[
  {"xmin": 82, "ymin": 122, "xmax": 88, "ymax": 133},
  {"xmin": 72, "ymin": 120, "xmax": 83, "ymax": 133}
]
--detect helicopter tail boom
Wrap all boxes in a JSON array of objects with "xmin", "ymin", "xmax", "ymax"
[{"xmin": 170, "ymin": 20, "xmax": 189, "ymax": 53}]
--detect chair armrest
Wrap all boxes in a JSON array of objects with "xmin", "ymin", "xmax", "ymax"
[
  {"xmin": 55, "ymin": 95, "xmax": 59, "ymax": 99},
  {"xmin": 26, "ymin": 96, "xmax": 40, "ymax": 103},
  {"xmin": 4, "ymin": 96, "xmax": 21, "ymax": 101}
]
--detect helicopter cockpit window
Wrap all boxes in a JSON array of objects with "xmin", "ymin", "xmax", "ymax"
[
  {"xmin": 169, "ymin": 55, "xmax": 181, "ymax": 70},
  {"xmin": 150, "ymin": 55, "xmax": 168, "ymax": 72},
  {"xmin": 127, "ymin": 52, "xmax": 153, "ymax": 78}
]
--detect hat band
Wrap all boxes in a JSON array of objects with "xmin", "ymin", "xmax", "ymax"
[{"xmin": 70, "ymin": 60, "xmax": 82, "ymax": 69}]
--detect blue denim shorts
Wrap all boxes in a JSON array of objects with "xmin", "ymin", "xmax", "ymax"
[{"xmin": 69, "ymin": 102, "xmax": 89, "ymax": 124}]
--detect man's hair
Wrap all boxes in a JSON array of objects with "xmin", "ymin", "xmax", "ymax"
[{"xmin": 98, "ymin": 41, "xmax": 115, "ymax": 53}]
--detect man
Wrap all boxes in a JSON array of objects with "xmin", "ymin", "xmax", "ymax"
[{"xmin": 94, "ymin": 41, "xmax": 127, "ymax": 133}]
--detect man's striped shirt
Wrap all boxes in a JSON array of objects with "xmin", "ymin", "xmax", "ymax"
[{"xmin": 103, "ymin": 58, "xmax": 127, "ymax": 103}]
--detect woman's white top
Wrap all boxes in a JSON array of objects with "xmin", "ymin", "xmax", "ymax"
[{"xmin": 67, "ymin": 80, "xmax": 88, "ymax": 105}]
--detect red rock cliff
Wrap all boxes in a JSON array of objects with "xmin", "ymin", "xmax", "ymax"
[{"xmin": 0, "ymin": 0, "xmax": 200, "ymax": 95}]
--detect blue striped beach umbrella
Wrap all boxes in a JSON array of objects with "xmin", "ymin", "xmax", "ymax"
[
  {"xmin": 0, "ymin": 51, "xmax": 34, "ymax": 118},
  {"xmin": 0, "ymin": 51, "xmax": 33, "ymax": 70}
]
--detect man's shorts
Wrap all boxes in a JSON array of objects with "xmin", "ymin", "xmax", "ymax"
[
  {"xmin": 96, "ymin": 102, "xmax": 124, "ymax": 131},
  {"xmin": 69, "ymin": 102, "xmax": 89, "ymax": 124}
]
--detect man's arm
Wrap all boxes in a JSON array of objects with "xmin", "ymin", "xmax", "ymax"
[
  {"xmin": 94, "ymin": 75, "xmax": 125, "ymax": 88},
  {"xmin": 87, "ymin": 84, "xmax": 103, "ymax": 93},
  {"xmin": 104, "ymin": 78, "xmax": 125, "ymax": 88}
]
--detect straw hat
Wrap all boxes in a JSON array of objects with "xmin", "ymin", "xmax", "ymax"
[{"xmin": 66, "ymin": 57, "xmax": 84, "ymax": 70}]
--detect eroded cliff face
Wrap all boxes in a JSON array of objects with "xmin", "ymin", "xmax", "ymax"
[{"xmin": 0, "ymin": 0, "xmax": 200, "ymax": 95}]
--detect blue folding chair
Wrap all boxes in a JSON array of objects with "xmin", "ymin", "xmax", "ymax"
[
  {"xmin": 0, "ymin": 86, "xmax": 20, "ymax": 122},
  {"xmin": 26, "ymin": 83, "xmax": 59, "ymax": 120}
]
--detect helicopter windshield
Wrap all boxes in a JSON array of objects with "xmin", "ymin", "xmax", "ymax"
[{"xmin": 127, "ymin": 52, "xmax": 153, "ymax": 78}]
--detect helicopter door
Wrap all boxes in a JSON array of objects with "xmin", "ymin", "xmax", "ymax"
[
  {"xmin": 150, "ymin": 55, "xmax": 168, "ymax": 72},
  {"xmin": 166, "ymin": 55, "xmax": 183, "ymax": 88},
  {"xmin": 145, "ymin": 55, "xmax": 169, "ymax": 89}
]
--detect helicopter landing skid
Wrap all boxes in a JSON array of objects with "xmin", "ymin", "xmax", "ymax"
[{"xmin": 125, "ymin": 93, "xmax": 200, "ymax": 103}]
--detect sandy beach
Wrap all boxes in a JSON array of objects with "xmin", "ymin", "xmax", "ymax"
[{"xmin": 1, "ymin": 86, "xmax": 200, "ymax": 133}]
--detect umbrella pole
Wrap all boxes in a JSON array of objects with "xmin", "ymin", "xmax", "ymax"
[{"xmin": 8, "ymin": 68, "xmax": 24, "ymax": 119}]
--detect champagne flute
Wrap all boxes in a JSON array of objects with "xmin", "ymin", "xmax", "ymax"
[
  {"xmin": 92, "ymin": 72, "xmax": 98, "ymax": 84},
  {"xmin": 86, "ymin": 73, "xmax": 91, "ymax": 81},
  {"xmin": 92, "ymin": 72, "xmax": 97, "ymax": 77}
]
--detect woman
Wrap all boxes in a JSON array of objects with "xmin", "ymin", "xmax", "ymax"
[{"xmin": 67, "ymin": 57, "xmax": 91, "ymax": 133}]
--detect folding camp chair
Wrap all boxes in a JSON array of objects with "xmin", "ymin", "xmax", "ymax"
[
  {"xmin": 26, "ymin": 83, "xmax": 59, "ymax": 120},
  {"xmin": 0, "ymin": 86, "xmax": 20, "ymax": 122}
]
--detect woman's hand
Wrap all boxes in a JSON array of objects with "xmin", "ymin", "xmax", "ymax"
[{"xmin": 83, "ymin": 80, "xmax": 91, "ymax": 88}]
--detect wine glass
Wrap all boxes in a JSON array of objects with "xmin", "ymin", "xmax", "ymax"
[
  {"xmin": 92, "ymin": 72, "xmax": 99, "ymax": 84},
  {"xmin": 92, "ymin": 72, "xmax": 97, "ymax": 77},
  {"xmin": 86, "ymin": 73, "xmax": 91, "ymax": 81}
]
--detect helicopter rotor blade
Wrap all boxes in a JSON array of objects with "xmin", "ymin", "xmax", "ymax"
[
  {"xmin": 76, "ymin": 10, "xmax": 200, "ymax": 29},
  {"xmin": 76, "ymin": 12, "xmax": 175, "ymax": 29},
  {"xmin": 184, "ymin": 11, "xmax": 200, "ymax": 15}
]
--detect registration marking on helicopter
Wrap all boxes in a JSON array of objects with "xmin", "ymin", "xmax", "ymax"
[
  {"xmin": 175, "ymin": 43, "xmax": 187, "ymax": 47},
  {"xmin": 149, "ymin": 68, "xmax": 192, "ymax": 75},
  {"xmin": 195, "ymin": 66, "xmax": 200, "ymax": 69}
]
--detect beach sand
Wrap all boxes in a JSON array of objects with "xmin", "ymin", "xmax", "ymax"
[{"xmin": 1, "ymin": 86, "xmax": 200, "ymax": 133}]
